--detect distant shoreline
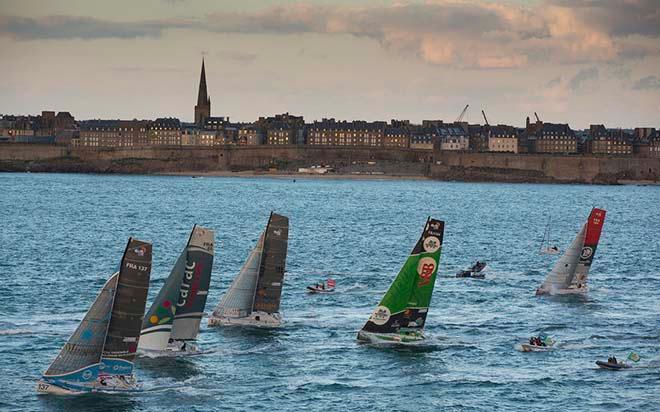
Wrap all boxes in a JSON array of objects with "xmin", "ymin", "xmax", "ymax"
[
  {"xmin": 1, "ymin": 143, "xmax": 659, "ymax": 185},
  {"xmin": 159, "ymin": 170, "xmax": 430, "ymax": 181}
]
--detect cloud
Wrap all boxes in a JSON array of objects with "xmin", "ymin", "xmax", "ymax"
[
  {"xmin": 216, "ymin": 50, "xmax": 257, "ymax": 64},
  {"xmin": 1, "ymin": 1, "xmax": 659, "ymax": 68},
  {"xmin": 0, "ymin": 15, "xmax": 192, "ymax": 40},
  {"xmin": 546, "ymin": 77, "xmax": 562, "ymax": 87},
  {"xmin": 632, "ymin": 75, "xmax": 660, "ymax": 90},
  {"xmin": 569, "ymin": 67, "xmax": 599, "ymax": 91},
  {"xmin": 108, "ymin": 66, "xmax": 186, "ymax": 73}
]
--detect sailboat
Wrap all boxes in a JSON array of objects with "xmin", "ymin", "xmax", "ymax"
[
  {"xmin": 539, "ymin": 217, "xmax": 560, "ymax": 255},
  {"xmin": 36, "ymin": 238, "xmax": 152, "ymax": 395},
  {"xmin": 535, "ymin": 208, "xmax": 606, "ymax": 296},
  {"xmin": 357, "ymin": 218, "xmax": 444, "ymax": 344},
  {"xmin": 208, "ymin": 212, "xmax": 289, "ymax": 328},
  {"xmin": 139, "ymin": 225, "xmax": 214, "ymax": 355}
]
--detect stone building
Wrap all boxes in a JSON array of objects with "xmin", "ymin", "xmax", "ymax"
[
  {"xmin": 76, "ymin": 119, "xmax": 149, "ymax": 147},
  {"xmin": 181, "ymin": 127, "xmax": 216, "ymax": 146},
  {"xmin": 587, "ymin": 125, "xmax": 633, "ymax": 155},
  {"xmin": 438, "ymin": 124, "xmax": 469, "ymax": 151},
  {"xmin": 384, "ymin": 126, "xmax": 410, "ymax": 148},
  {"xmin": 632, "ymin": 127, "xmax": 657, "ymax": 157},
  {"xmin": 306, "ymin": 119, "xmax": 385, "ymax": 147},
  {"xmin": 488, "ymin": 125, "xmax": 519, "ymax": 153},
  {"xmin": 149, "ymin": 117, "xmax": 181, "ymax": 146},
  {"xmin": 258, "ymin": 113, "xmax": 305, "ymax": 145},
  {"xmin": 409, "ymin": 126, "xmax": 438, "ymax": 150},
  {"xmin": 237, "ymin": 125, "xmax": 263, "ymax": 145},
  {"xmin": 528, "ymin": 122, "xmax": 577, "ymax": 154}
]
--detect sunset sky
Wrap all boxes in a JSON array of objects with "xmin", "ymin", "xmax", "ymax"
[{"xmin": 1, "ymin": 0, "xmax": 659, "ymax": 128}]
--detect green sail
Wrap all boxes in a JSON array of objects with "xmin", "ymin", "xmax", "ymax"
[{"xmin": 360, "ymin": 218, "xmax": 444, "ymax": 334}]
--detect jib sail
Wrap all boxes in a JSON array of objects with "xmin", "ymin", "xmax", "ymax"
[{"xmin": 212, "ymin": 233, "xmax": 264, "ymax": 319}]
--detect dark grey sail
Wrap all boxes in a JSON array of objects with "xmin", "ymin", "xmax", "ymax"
[
  {"xmin": 252, "ymin": 213, "xmax": 289, "ymax": 314},
  {"xmin": 170, "ymin": 226, "xmax": 215, "ymax": 340},
  {"xmin": 44, "ymin": 274, "xmax": 118, "ymax": 376},
  {"xmin": 102, "ymin": 238, "xmax": 152, "ymax": 361}
]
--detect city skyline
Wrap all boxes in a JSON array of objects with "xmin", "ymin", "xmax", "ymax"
[{"xmin": 1, "ymin": 0, "xmax": 659, "ymax": 128}]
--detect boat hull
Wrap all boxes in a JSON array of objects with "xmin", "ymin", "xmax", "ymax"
[
  {"xmin": 520, "ymin": 343, "xmax": 553, "ymax": 352},
  {"xmin": 306, "ymin": 286, "xmax": 335, "ymax": 294},
  {"xmin": 36, "ymin": 374, "xmax": 138, "ymax": 395},
  {"xmin": 596, "ymin": 361, "xmax": 631, "ymax": 370},
  {"xmin": 535, "ymin": 286, "xmax": 587, "ymax": 296},
  {"xmin": 138, "ymin": 340, "xmax": 202, "ymax": 357},
  {"xmin": 36, "ymin": 380, "xmax": 84, "ymax": 395},
  {"xmin": 456, "ymin": 271, "xmax": 485, "ymax": 279},
  {"xmin": 357, "ymin": 330, "xmax": 426, "ymax": 344},
  {"xmin": 208, "ymin": 311, "xmax": 283, "ymax": 328}
]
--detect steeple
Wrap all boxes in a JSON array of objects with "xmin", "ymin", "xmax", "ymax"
[{"xmin": 194, "ymin": 58, "xmax": 211, "ymax": 125}]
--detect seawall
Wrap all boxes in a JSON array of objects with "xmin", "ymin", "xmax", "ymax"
[{"xmin": 0, "ymin": 143, "xmax": 658, "ymax": 184}]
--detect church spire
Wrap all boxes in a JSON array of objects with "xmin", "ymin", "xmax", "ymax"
[
  {"xmin": 194, "ymin": 58, "xmax": 211, "ymax": 125},
  {"xmin": 197, "ymin": 58, "xmax": 208, "ymax": 105}
]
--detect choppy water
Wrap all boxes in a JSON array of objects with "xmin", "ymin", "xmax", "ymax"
[{"xmin": 0, "ymin": 173, "xmax": 658, "ymax": 411}]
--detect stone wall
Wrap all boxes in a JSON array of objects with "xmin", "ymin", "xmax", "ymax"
[
  {"xmin": 1, "ymin": 143, "xmax": 658, "ymax": 184},
  {"xmin": 431, "ymin": 152, "xmax": 660, "ymax": 184},
  {"xmin": 0, "ymin": 143, "xmax": 67, "ymax": 160}
]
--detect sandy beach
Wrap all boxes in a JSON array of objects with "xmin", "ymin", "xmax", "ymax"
[{"xmin": 159, "ymin": 170, "xmax": 430, "ymax": 180}]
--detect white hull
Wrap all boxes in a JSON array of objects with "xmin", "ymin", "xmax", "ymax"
[
  {"xmin": 36, "ymin": 375, "xmax": 137, "ymax": 395},
  {"xmin": 536, "ymin": 286, "xmax": 587, "ymax": 296},
  {"xmin": 36, "ymin": 380, "xmax": 84, "ymax": 395},
  {"xmin": 208, "ymin": 311, "xmax": 283, "ymax": 328},
  {"xmin": 357, "ymin": 330, "xmax": 426, "ymax": 345},
  {"xmin": 138, "ymin": 340, "xmax": 201, "ymax": 357},
  {"xmin": 137, "ymin": 328, "xmax": 172, "ymax": 352},
  {"xmin": 539, "ymin": 247, "xmax": 560, "ymax": 255},
  {"xmin": 520, "ymin": 343, "xmax": 553, "ymax": 352}
]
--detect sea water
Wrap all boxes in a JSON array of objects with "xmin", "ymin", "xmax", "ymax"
[{"xmin": 0, "ymin": 173, "xmax": 658, "ymax": 411}]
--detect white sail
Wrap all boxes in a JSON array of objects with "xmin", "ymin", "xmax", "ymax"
[
  {"xmin": 538, "ymin": 224, "xmax": 585, "ymax": 292},
  {"xmin": 212, "ymin": 233, "xmax": 264, "ymax": 319}
]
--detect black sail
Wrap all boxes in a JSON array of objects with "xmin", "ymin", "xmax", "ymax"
[
  {"xmin": 102, "ymin": 238, "xmax": 152, "ymax": 361},
  {"xmin": 252, "ymin": 213, "xmax": 289, "ymax": 314}
]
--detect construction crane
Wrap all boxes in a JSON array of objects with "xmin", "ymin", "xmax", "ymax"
[
  {"xmin": 456, "ymin": 104, "xmax": 469, "ymax": 123},
  {"xmin": 481, "ymin": 110, "xmax": 489, "ymax": 126},
  {"xmin": 534, "ymin": 112, "xmax": 541, "ymax": 122}
]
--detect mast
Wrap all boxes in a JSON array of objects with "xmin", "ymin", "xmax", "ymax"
[{"xmin": 360, "ymin": 218, "xmax": 444, "ymax": 334}]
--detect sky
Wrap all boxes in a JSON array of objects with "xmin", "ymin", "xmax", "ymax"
[{"xmin": 1, "ymin": 0, "xmax": 659, "ymax": 128}]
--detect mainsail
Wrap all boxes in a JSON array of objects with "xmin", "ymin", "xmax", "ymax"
[
  {"xmin": 212, "ymin": 233, "xmax": 264, "ymax": 319},
  {"xmin": 537, "ymin": 208, "xmax": 606, "ymax": 293},
  {"xmin": 44, "ymin": 274, "xmax": 118, "ymax": 376},
  {"xmin": 140, "ymin": 226, "xmax": 215, "ymax": 349},
  {"xmin": 42, "ymin": 237, "xmax": 152, "ymax": 383},
  {"xmin": 252, "ymin": 213, "xmax": 289, "ymax": 314},
  {"xmin": 360, "ymin": 218, "xmax": 445, "ymax": 334},
  {"xmin": 102, "ymin": 238, "xmax": 152, "ymax": 368},
  {"xmin": 169, "ymin": 226, "xmax": 215, "ymax": 340}
]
